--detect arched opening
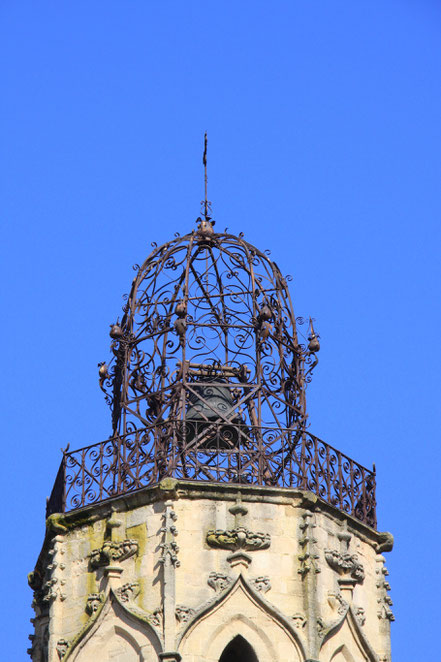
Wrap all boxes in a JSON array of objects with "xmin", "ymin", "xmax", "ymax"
[{"xmin": 219, "ymin": 635, "xmax": 259, "ymax": 662}]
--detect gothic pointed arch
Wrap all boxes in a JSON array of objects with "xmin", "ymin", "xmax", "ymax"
[
  {"xmin": 219, "ymin": 634, "xmax": 259, "ymax": 662},
  {"xmin": 178, "ymin": 574, "xmax": 305, "ymax": 662},
  {"xmin": 330, "ymin": 643, "xmax": 356, "ymax": 662},
  {"xmin": 63, "ymin": 590, "xmax": 162, "ymax": 662},
  {"xmin": 320, "ymin": 605, "xmax": 378, "ymax": 662}
]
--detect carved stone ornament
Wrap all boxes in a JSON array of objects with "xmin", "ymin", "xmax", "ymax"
[
  {"xmin": 56, "ymin": 639, "xmax": 70, "ymax": 659},
  {"xmin": 159, "ymin": 504, "xmax": 180, "ymax": 567},
  {"xmin": 85, "ymin": 592, "xmax": 104, "ymax": 615},
  {"xmin": 317, "ymin": 618, "xmax": 326, "ymax": 638},
  {"xmin": 292, "ymin": 613, "xmax": 307, "ymax": 629},
  {"xmin": 298, "ymin": 511, "xmax": 320, "ymax": 576},
  {"xmin": 89, "ymin": 539, "xmax": 139, "ymax": 568},
  {"xmin": 115, "ymin": 582, "xmax": 140, "ymax": 603},
  {"xmin": 206, "ymin": 526, "xmax": 271, "ymax": 552},
  {"xmin": 207, "ymin": 572, "xmax": 232, "ymax": 593},
  {"xmin": 175, "ymin": 605, "xmax": 196, "ymax": 623},
  {"xmin": 159, "ymin": 540, "xmax": 180, "ymax": 567},
  {"xmin": 376, "ymin": 554, "xmax": 394, "ymax": 621},
  {"xmin": 324, "ymin": 549, "xmax": 365, "ymax": 583},
  {"xmin": 250, "ymin": 576, "xmax": 271, "ymax": 593},
  {"xmin": 355, "ymin": 606, "xmax": 366, "ymax": 626},
  {"xmin": 148, "ymin": 607, "xmax": 163, "ymax": 628},
  {"xmin": 328, "ymin": 591, "xmax": 348, "ymax": 616}
]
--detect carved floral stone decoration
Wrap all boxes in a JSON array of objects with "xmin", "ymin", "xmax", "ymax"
[
  {"xmin": 355, "ymin": 606, "xmax": 366, "ymax": 626},
  {"xmin": 298, "ymin": 511, "xmax": 320, "ymax": 577},
  {"xmin": 292, "ymin": 613, "xmax": 307, "ymax": 629},
  {"xmin": 207, "ymin": 572, "xmax": 232, "ymax": 593},
  {"xmin": 328, "ymin": 591, "xmax": 348, "ymax": 616},
  {"xmin": 376, "ymin": 554, "xmax": 394, "ymax": 621},
  {"xmin": 206, "ymin": 497, "xmax": 271, "ymax": 569},
  {"xmin": 175, "ymin": 605, "xmax": 196, "ymax": 623},
  {"xmin": 250, "ymin": 576, "xmax": 271, "ymax": 593},
  {"xmin": 89, "ymin": 539, "xmax": 139, "ymax": 569},
  {"xmin": 148, "ymin": 607, "xmax": 163, "ymax": 629},
  {"xmin": 115, "ymin": 582, "xmax": 140, "ymax": 603},
  {"xmin": 324, "ymin": 549, "xmax": 365, "ymax": 583},
  {"xmin": 159, "ymin": 503, "xmax": 180, "ymax": 568},
  {"xmin": 56, "ymin": 638, "xmax": 70, "ymax": 660},
  {"xmin": 206, "ymin": 527, "xmax": 271, "ymax": 552},
  {"xmin": 325, "ymin": 519, "xmax": 365, "ymax": 584},
  {"xmin": 85, "ymin": 592, "xmax": 104, "ymax": 615}
]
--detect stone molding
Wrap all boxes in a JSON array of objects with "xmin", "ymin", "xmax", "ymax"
[
  {"xmin": 61, "ymin": 589, "xmax": 163, "ymax": 661},
  {"xmin": 317, "ymin": 603, "xmax": 379, "ymax": 662},
  {"xmin": 175, "ymin": 573, "xmax": 307, "ymax": 660}
]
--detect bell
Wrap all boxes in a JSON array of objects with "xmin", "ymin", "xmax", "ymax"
[{"xmin": 185, "ymin": 378, "xmax": 243, "ymax": 449}]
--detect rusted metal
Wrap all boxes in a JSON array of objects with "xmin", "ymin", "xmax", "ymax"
[
  {"xmin": 46, "ymin": 424, "xmax": 376, "ymax": 528},
  {"xmin": 99, "ymin": 223, "xmax": 317, "ymax": 438},
  {"xmin": 46, "ymin": 220, "xmax": 376, "ymax": 529}
]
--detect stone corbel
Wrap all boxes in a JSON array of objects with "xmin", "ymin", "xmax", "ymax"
[
  {"xmin": 325, "ymin": 520, "xmax": 364, "ymax": 601},
  {"xmin": 206, "ymin": 495, "xmax": 270, "ymax": 570},
  {"xmin": 89, "ymin": 539, "xmax": 139, "ymax": 568},
  {"xmin": 89, "ymin": 509, "xmax": 139, "ymax": 591}
]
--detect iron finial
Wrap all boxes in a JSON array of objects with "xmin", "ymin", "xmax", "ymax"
[
  {"xmin": 203, "ymin": 131, "xmax": 208, "ymax": 218},
  {"xmin": 198, "ymin": 132, "xmax": 214, "ymax": 233},
  {"xmin": 308, "ymin": 318, "xmax": 320, "ymax": 353}
]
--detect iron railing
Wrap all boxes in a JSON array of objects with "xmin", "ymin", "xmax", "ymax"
[{"xmin": 46, "ymin": 422, "xmax": 376, "ymax": 528}]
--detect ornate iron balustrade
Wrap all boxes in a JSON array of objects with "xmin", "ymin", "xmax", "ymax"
[{"xmin": 46, "ymin": 423, "xmax": 376, "ymax": 529}]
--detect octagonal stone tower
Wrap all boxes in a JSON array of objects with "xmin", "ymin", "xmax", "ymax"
[{"xmin": 29, "ymin": 217, "xmax": 394, "ymax": 662}]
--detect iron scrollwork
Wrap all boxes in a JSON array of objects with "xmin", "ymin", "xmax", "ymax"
[{"xmin": 45, "ymin": 222, "xmax": 376, "ymax": 529}]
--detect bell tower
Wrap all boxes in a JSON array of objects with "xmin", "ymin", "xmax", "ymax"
[{"xmin": 28, "ymin": 213, "xmax": 394, "ymax": 662}]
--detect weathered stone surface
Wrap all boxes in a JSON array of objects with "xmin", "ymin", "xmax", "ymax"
[{"xmin": 29, "ymin": 481, "xmax": 393, "ymax": 662}]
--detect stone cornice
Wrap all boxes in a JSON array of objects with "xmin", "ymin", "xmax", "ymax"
[{"xmin": 31, "ymin": 480, "xmax": 392, "ymax": 580}]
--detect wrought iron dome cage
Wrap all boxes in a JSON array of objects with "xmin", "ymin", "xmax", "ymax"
[
  {"xmin": 102, "ymin": 219, "xmax": 318, "ymax": 435},
  {"xmin": 98, "ymin": 219, "xmax": 319, "ymax": 474},
  {"xmin": 47, "ymin": 218, "xmax": 377, "ymax": 528}
]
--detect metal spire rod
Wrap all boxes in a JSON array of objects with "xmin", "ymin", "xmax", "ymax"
[{"xmin": 203, "ymin": 132, "xmax": 208, "ymax": 219}]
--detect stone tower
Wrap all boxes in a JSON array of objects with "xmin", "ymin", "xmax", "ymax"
[{"xmin": 28, "ymin": 217, "xmax": 394, "ymax": 662}]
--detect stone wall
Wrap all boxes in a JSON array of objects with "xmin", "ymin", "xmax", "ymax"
[{"xmin": 28, "ymin": 480, "xmax": 393, "ymax": 662}]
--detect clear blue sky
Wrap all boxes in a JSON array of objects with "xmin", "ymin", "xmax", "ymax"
[{"xmin": 1, "ymin": 1, "xmax": 440, "ymax": 659}]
